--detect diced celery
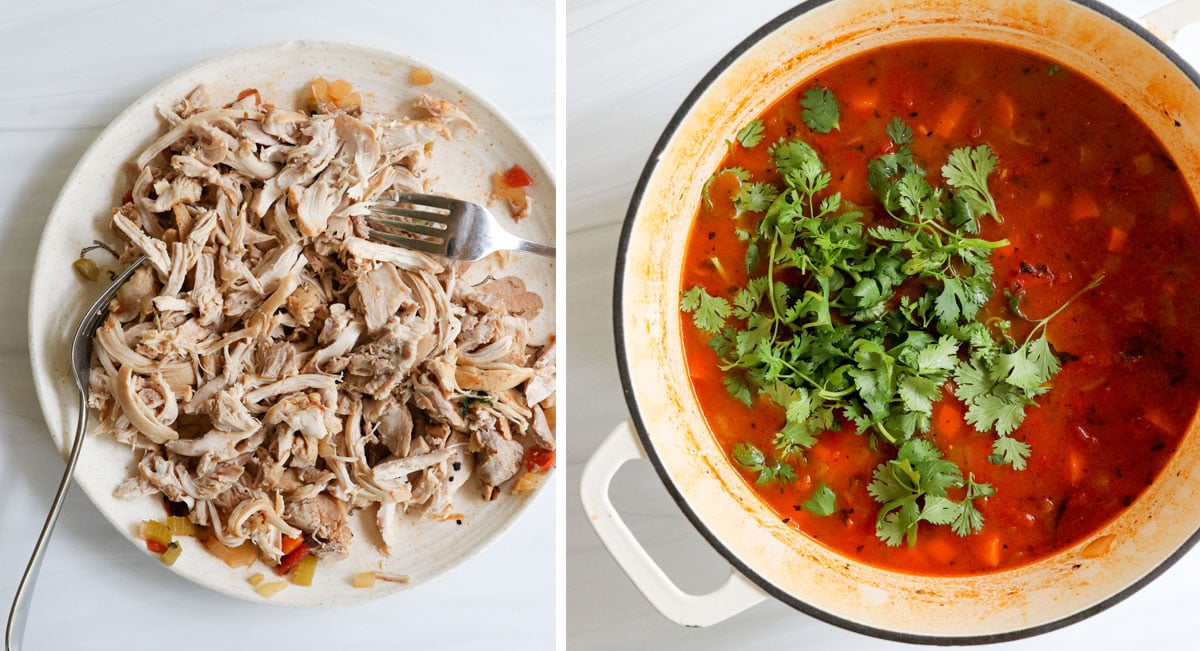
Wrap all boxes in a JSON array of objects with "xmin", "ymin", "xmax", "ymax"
[
  {"xmin": 167, "ymin": 516, "xmax": 196, "ymax": 537},
  {"xmin": 289, "ymin": 555, "xmax": 318, "ymax": 587},
  {"xmin": 160, "ymin": 542, "xmax": 182, "ymax": 566},
  {"xmin": 140, "ymin": 520, "xmax": 172, "ymax": 548}
]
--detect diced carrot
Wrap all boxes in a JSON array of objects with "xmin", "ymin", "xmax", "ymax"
[
  {"xmin": 844, "ymin": 88, "xmax": 879, "ymax": 113},
  {"xmin": 1070, "ymin": 192, "xmax": 1100, "ymax": 220},
  {"xmin": 933, "ymin": 400, "xmax": 964, "ymax": 439},
  {"xmin": 1035, "ymin": 190, "xmax": 1053, "ymax": 209},
  {"xmin": 1107, "ymin": 227, "xmax": 1128, "ymax": 252},
  {"xmin": 1169, "ymin": 201, "xmax": 1189, "ymax": 225},
  {"xmin": 979, "ymin": 534, "xmax": 1003, "ymax": 567},
  {"xmin": 808, "ymin": 441, "xmax": 835, "ymax": 465},
  {"xmin": 281, "ymin": 535, "xmax": 305, "ymax": 556},
  {"xmin": 934, "ymin": 96, "xmax": 970, "ymax": 138},
  {"xmin": 1133, "ymin": 153, "xmax": 1154, "ymax": 176},
  {"xmin": 146, "ymin": 539, "xmax": 168, "ymax": 554},
  {"xmin": 924, "ymin": 535, "xmax": 958, "ymax": 564},
  {"xmin": 1067, "ymin": 449, "xmax": 1084, "ymax": 485},
  {"xmin": 1079, "ymin": 145, "xmax": 1095, "ymax": 169},
  {"xmin": 994, "ymin": 92, "xmax": 1016, "ymax": 130},
  {"xmin": 1145, "ymin": 409, "xmax": 1176, "ymax": 434}
]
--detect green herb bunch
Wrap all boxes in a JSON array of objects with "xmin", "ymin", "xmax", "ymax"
[{"xmin": 683, "ymin": 86, "xmax": 1097, "ymax": 547}]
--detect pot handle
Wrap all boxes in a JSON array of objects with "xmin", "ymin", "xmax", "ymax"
[
  {"xmin": 1141, "ymin": 0, "xmax": 1200, "ymax": 46},
  {"xmin": 580, "ymin": 420, "xmax": 768, "ymax": 626}
]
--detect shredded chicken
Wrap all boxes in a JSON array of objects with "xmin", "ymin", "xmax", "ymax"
[{"xmin": 89, "ymin": 82, "xmax": 555, "ymax": 565}]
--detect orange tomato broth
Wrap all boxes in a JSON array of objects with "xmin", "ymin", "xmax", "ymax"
[{"xmin": 680, "ymin": 39, "xmax": 1200, "ymax": 575}]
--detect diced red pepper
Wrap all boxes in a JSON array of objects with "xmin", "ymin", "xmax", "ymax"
[
  {"xmin": 146, "ymin": 539, "xmax": 168, "ymax": 554},
  {"xmin": 502, "ymin": 164, "xmax": 534, "ymax": 188},
  {"xmin": 274, "ymin": 544, "xmax": 311, "ymax": 576},
  {"xmin": 524, "ymin": 447, "xmax": 555, "ymax": 473}
]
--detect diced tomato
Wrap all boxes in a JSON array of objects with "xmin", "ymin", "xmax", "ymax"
[
  {"xmin": 502, "ymin": 164, "xmax": 534, "ymax": 188},
  {"xmin": 524, "ymin": 447, "xmax": 555, "ymax": 473},
  {"xmin": 146, "ymin": 539, "xmax": 168, "ymax": 554},
  {"xmin": 274, "ymin": 544, "xmax": 311, "ymax": 576}
]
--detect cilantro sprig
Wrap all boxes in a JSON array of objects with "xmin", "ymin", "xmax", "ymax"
[
  {"xmin": 868, "ymin": 439, "xmax": 996, "ymax": 546},
  {"xmin": 733, "ymin": 442, "xmax": 796, "ymax": 484},
  {"xmin": 683, "ymin": 89, "xmax": 1100, "ymax": 549}
]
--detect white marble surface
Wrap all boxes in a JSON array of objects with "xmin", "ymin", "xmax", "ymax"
[
  {"xmin": 0, "ymin": 2, "xmax": 555, "ymax": 650},
  {"xmin": 566, "ymin": 0, "xmax": 1200, "ymax": 649}
]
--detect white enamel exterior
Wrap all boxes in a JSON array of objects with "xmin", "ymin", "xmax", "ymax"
[
  {"xmin": 27, "ymin": 41, "xmax": 555, "ymax": 608},
  {"xmin": 609, "ymin": 0, "xmax": 1200, "ymax": 639}
]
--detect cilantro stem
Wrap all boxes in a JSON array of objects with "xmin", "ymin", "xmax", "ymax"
[{"xmin": 1022, "ymin": 274, "xmax": 1104, "ymax": 346}]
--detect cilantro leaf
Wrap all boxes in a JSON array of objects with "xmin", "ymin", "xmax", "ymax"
[
  {"xmin": 681, "ymin": 286, "xmax": 730, "ymax": 333},
  {"xmin": 724, "ymin": 374, "xmax": 754, "ymax": 407},
  {"xmin": 734, "ymin": 182, "xmax": 779, "ymax": 215},
  {"xmin": 886, "ymin": 117, "xmax": 914, "ymax": 146},
  {"xmin": 803, "ymin": 482, "xmax": 837, "ymax": 516},
  {"xmin": 941, "ymin": 146, "xmax": 999, "ymax": 221},
  {"xmin": 951, "ymin": 475, "xmax": 995, "ymax": 535},
  {"xmin": 732, "ymin": 442, "xmax": 796, "ymax": 484},
  {"xmin": 992, "ymin": 436, "xmax": 1031, "ymax": 470},
  {"xmin": 736, "ymin": 119, "xmax": 765, "ymax": 148},
  {"xmin": 800, "ymin": 86, "xmax": 840, "ymax": 133}
]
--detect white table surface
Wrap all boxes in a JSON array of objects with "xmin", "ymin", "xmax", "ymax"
[
  {"xmin": 566, "ymin": 0, "xmax": 1200, "ymax": 649},
  {"xmin": 0, "ymin": 2, "xmax": 555, "ymax": 650}
]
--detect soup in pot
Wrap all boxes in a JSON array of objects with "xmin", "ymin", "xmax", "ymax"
[{"xmin": 679, "ymin": 39, "xmax": 1200, "ymax": 575}]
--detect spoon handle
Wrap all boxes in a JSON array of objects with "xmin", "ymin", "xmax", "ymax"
[{"xmin": 5, "ymin": 388, "xmax": 89, "ymax": 651}]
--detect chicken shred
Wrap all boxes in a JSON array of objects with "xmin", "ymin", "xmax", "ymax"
[{"xmin": 90, "ymin": 83, "xmax": 555, "ymax": 564}]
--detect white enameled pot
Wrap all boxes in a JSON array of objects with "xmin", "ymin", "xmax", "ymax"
[{"xmin": 582, "ymin": 0, "xmax": 1200, "ymax": 642}]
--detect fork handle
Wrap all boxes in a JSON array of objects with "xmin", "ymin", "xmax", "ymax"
[
  {"xmin": 6, "ymin": 387, "xmax": 88, "ymax": 651},
  {"xmin": 515, "ymin": 239, "xmax": 555, "ymax": 258}
]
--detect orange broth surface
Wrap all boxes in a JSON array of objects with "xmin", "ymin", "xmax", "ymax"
[{"xmin": 680, "ymin": 40, "xmax": 1200, "ymax": 575}]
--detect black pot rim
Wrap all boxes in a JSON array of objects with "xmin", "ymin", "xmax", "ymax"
[{"xmin": 610, "ymin": 0, "xmax": 1200, "ymax": 644}]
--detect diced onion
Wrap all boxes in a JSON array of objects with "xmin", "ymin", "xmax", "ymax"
[
  {"xmin": 203, "ymin": 537, "xmax": 258, "ymax": 568},
  {"xmin": 411, "ymin": 68, "xmax": 435, "ymax": 86},
  {"xmin": 254, "ymin": 581, "xmax": 288, "ymax": 599},
  {"xmin": 352, "ymin": 572, "xmax": 377, "ymax": 589},
  {"xmin": 247, "ymin": 572, "xmax": 265, "ymax": 587}
]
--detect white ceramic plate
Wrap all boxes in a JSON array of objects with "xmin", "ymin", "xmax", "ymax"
[{"xmin": 27, "ymin": 41, "xmax": 555, "ymax": 607}]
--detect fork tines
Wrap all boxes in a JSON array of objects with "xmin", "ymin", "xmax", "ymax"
[{"xmin": 367, "ymin": 196, "xmax": 457, "ymax": 255}]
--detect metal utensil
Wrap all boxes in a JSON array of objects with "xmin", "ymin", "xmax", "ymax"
[
  {"xmin": 367, "ymin": 193, "xmax": 555, "ymax": 261},
  {"xmin": 6, "ymin": 256, "xmax": 146, "ymax": 651}
]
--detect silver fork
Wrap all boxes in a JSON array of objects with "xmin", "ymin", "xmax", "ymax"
[
  {"xmin": 367, "ymin": 193, "xmax": 555, "ymax": 261},
  {"xmin": 6, "ymin": 256, "xmax": 146, "ymax": 651}
]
